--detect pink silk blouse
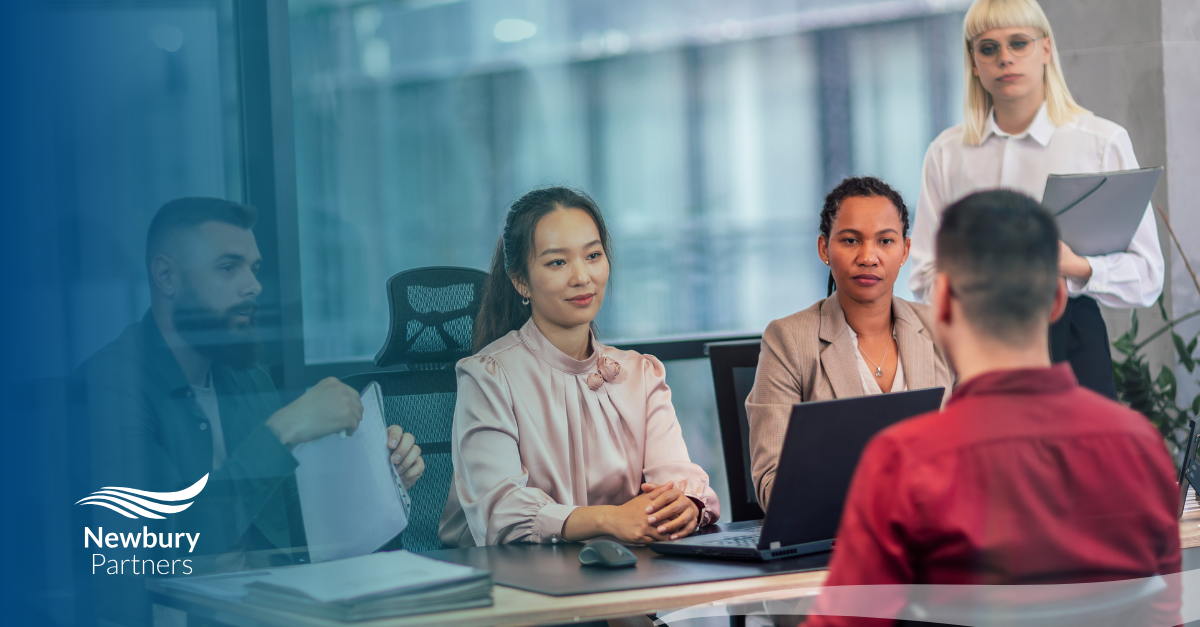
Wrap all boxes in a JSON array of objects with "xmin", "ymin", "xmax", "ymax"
[{"xmin": 438, "ymin": 319, "xmax": 721, "ymax": 547}]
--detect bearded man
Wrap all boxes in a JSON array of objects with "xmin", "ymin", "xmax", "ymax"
[{"xmin": 71, "ymin": 198, "xmax": 423, "ymax": 624}]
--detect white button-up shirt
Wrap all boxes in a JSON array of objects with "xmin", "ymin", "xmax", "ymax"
[
  {"xmin": 908, "ymin": 103, "xmax": 1164, "ymax": 308},
  {"xmin": 846, "ymin": 324, "xmax": 908, "ymax": 395}
]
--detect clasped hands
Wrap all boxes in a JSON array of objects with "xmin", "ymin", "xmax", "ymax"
[{"xmin": 606, "ymin": 480, "xmax": 701, "ymax": 544}]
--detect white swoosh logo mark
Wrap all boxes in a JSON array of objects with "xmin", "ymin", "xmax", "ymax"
[{"xmin": 75, "ymin": 474, "xmax": 208, "ymax": 519}]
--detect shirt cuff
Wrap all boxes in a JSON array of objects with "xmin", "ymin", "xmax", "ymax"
[
  {"xmin": 533, "ymin": 503, "xmax": 577, "ymax": 544},
  {"xmin": 686, "ymin": 495, "xmax": 711, "ymax": 528},
  {"xmin": 1067, "ymin": 256, "xmax": 1106, "ymax": 296}
]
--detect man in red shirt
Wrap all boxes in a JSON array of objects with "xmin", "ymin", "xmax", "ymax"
[{"xmin": 806, "ymin": 190, "xmax": 1181, "ymax": 626}]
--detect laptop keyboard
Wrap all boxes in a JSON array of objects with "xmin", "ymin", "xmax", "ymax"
[{"xmin": 702, "ymin": 532, "xmax": 761, "ymax": 547}]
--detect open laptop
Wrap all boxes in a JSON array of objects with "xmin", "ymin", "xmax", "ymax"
[{"xmin": 651, "ymin": 387, "xmax": 945, "ymax": 561}]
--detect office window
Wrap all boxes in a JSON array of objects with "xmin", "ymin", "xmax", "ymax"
[
  {"xmin": 847, "ymin": 16, "xmax": 963, "ymax": 299},
  {"xmin": 14, "ymin": 4, "xmax": 246, "ymax": 623},
  {"xmin": 290, "ymin": 0, "xmax": 966, "ymax": 363},
  {"xmin": 46, "ymin": 1, "xmax": 244, "ymax": 375}
]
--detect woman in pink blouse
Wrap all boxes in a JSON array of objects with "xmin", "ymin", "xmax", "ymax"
[{"xmin": 438, "ymin": 187, "xmax": 720, "ymax": 548}]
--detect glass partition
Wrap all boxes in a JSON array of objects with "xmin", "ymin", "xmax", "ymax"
[{"xmin": 289, "ymin": 0, "xmax": 966, "ymax": 364}]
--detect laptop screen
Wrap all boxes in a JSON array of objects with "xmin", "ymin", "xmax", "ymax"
[{"xmin": 758, "ymin": 387, "xmax": 945, "ymax": 550}]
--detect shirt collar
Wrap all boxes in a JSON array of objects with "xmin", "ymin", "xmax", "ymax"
[
  {"xmin": 948, "ymin": 363, "xmax": 1077, "ymax": 404},
  {"xmin": 819, "ymin": 293, "xmax": 923, "ymax": 343},
  {"xmin": 517, "ymin": 317, "xmax": 602, "ymax": 375},
  {"xmin": 984, "ymin": 101, "xmax": 1054, "ymax": 147}
]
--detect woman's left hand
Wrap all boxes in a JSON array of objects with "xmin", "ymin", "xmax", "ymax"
[
  {"xmin": 1058, "ymin": 241, "xmax": 1093, "ymax": 282},
  {"xmin": 641, "ymin": 482, "xmax": 701, "ymax": 540},
  {"xmin": 387, "ymin": 425, "xmax": 425, "ymax": 490}
]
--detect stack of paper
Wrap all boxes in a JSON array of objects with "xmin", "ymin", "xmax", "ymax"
[
  {"xmin": 245, "ymin": 551, "xmax": 491, "ymax": 621},
  {"xmin": 166, "ymin": 551, "xmax": 492, "ymax": 621}
]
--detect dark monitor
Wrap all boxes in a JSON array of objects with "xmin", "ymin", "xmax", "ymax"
[
  {"xmin": 760, "ymin": 387, "xmax": 944, "ymax": 550},
  {"xmin": 707, "ymin": 338, "xmax": 765, "ymax": 523}
]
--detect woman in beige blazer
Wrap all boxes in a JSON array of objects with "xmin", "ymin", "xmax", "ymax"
[{"xmin": 746, "ymin": 177, "xmax": 953, "ymax": 509}]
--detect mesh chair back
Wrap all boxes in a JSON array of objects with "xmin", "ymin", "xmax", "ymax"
[
  {"xmin": 343, "ymin": 370, "xmax": 458, "ymax": 553},
  {"xmin": 375, "ymin": 267, "xmax": 488, "ymax": 368},
  {"xmin": 707, "ymin": 339, "xmax": 765, "ymax": 522}
]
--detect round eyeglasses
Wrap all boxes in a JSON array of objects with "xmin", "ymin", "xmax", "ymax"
[{"xmin": 971, "ymin": 35, "xmax": 1044, "ymax": 63}]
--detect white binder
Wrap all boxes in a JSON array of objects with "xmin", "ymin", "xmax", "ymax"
[{"xmin": 294, "ymin": 381, "xmax": 412, "ymax": 562}]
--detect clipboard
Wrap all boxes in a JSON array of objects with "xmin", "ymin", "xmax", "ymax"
[
  {"xmin": 1041, "ymin": 166, "xmax": 1162, "ymax": 257},
  {"xmin": 294, "ymin": 381, "xmax": 411, "ymax": 562}
]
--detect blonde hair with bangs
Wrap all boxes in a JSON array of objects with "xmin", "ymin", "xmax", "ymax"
[{"xmin": 961, "ymin": 0, "xmax": 1090, "ymax": 145}]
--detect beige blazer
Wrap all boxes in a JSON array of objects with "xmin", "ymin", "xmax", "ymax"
[{"xmin": 745, "ymin": 294, "xmax": 953, "ymax": 509}]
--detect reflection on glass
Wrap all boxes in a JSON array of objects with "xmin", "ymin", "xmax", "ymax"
[
  {"xmin": 50, "ymin": 2, "xmax": 244, "ymax": 373},
  {"xmin": 70, "ymin": 197, "xmax": 428, "ymax": 625},
  {"xmin": 290, "ymin": 0, "xmax": 967, "ymax": 363}
]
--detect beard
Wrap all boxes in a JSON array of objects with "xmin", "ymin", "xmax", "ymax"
[{"xmin": 172, "ymin": 284, "xmax": 261, "ymax": 370}]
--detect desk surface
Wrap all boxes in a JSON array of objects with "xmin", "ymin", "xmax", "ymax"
[
  {"xmin": 422, "ymin": 540, "xmax": 829, "ymax": 596},
  {"xmin": 152, "ymin": 506, "xmax": 1200, "ymax": 627}
]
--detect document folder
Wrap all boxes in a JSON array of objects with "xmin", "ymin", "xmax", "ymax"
[
  {"xmin": 294, "ymin": 381, "xmax": 411, "ymax": 562},
  {"xmin": 162, "ymin": 551, "xmax": 493, "ymax": 621},
  {"xmin": 1041, "ymin": 166, "xmax": 1162, "ymax": 257},
  {"xmin": 245, "ymin": 551, "xmax": 492, "ymax": 621}
]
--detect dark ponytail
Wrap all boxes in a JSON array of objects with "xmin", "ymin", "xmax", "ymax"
[
  {"xmin": 819, "ymin": 176, "xmax": 910, "ymax": 297},
  {"xmin": 473, "ymin": 187, "xmax": 612, "ymax": 352}
]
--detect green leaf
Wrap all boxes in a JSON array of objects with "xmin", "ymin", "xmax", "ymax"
[
  {"xmin": 1173, "ymin": 333, "xmax": 1196, "ymax": 372},
  {"xmin": 1192, "ymin": 393, "xmax": 1200, "ymax": 416},
  {"xmin": 1156, "ymin": 366, "xmax": 1177, "ymax": 398},
  {"xmin": 1112, "ymin": 322, "xmax": 1139, "ymax": 356},
  {"xmin": 1116, "ymin": 358, "xmax": 1154, "ymax": 414},
  {"xmin": 1130, "ymin": 309, "xmax": 1139, "ymax": 339}
]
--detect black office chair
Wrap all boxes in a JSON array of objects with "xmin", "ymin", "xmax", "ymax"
[
  {"xmin": 342, "ymin": 370, "xmax": 458, "ymax": 553},
  {"xmin": 707, "ymin": 339, "xmax": 765, "ymax": 523},
  {"xmin": 343, "ymin": 266, "xmax": 487, "ymax": 552},
  {"xmin": 374, "ymin": 266, "xmax": 488, "ymax": 369}
]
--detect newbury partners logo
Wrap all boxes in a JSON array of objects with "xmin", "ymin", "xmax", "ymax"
[
  {"xmin": 79, "ymin": 475, "xmax": 208, "ymax": 576},
  {"xmin": 76, "ymin": 474, "xmax": 208, "ymax": 519}
]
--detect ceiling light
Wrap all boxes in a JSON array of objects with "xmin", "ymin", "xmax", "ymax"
[{"xmin": 494, "ymin": 19, "xmax": 537, "ymax": 43}]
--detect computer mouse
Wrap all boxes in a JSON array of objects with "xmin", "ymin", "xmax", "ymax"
[{"xmin": 578, "ymin": 539, "xmax": 638, "ymax": 568}]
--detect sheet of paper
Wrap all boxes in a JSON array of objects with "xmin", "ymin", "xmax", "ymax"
[
  {"xmin": 159, "ymin": 570, "xmax": 273, "ymax": 600},
  {"xmin": 294, "ymin": 382, "xmax": 408, "ymax": 562},
  {"xmin": 254, "ymin": 551, "xmax": 482, "ymax": 604}
]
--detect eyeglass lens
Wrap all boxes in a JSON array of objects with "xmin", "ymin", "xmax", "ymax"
[{"xmin": 975, "ymin": 36, "xmax": 1037, "ymax": 60}]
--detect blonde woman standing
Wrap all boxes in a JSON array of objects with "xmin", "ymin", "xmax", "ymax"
[{"xmin": 907, "ymin": 0, "xmax": 1163, "ymax": 398}]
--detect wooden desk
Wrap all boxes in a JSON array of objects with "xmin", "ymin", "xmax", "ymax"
[
  {"xmin": 1181, "ymin": 490, "xmax": 1200, "ymax": 548},
  {"xmin": 152, "ymin": 507, "xmax": 1200, "ymax": 627}
]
